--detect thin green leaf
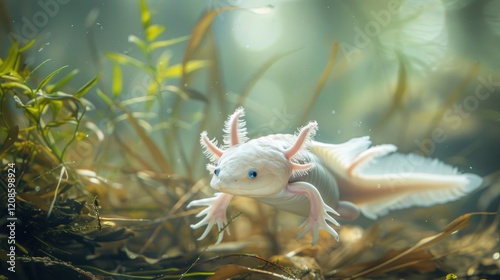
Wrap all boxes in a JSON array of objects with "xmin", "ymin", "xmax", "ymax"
[
  {"xmin": 48, "ymin": 99, "xmax": 63, "ymax": 119},
  {"xmin": 74, "ymin": 76, "xmax": 98, "ymax": 98},
  {"xmin": 139, "ymin": 0, "xmax": 151, "ymax": 29},
  {"xmin": 35, "ymin": 65, "xmax": 68, "ymax": 93},
  {"xmin": 155, "ymin": 51, "xmax": 171, "ymax": 74},
  {"xmin": 146, "ymin": 24, "xmax": 165, "ymax": 42},
  {"xmin": 45, "ymin": 119, "xmax": 78, "ymax": 128},
  {"xmin": 25, "ymin": 106, "xmax": 41, "ymax": 120},
  {"xmin": 46, "ymin": 69, "xmax": 80, "ymax": 94},
  {"xmin": 148, "ymin": 35, "xmax": 190, "ymax": 51},
  {"xmin": 128, "ymin": 35, "xmax": 148, "ymax": 55},
  {"xmin": 96, "ymin": 88, "xmax": 115, "ymax": 108},
  {"xmin": 25, "ymin": 59, "xmax": 51, "ymax": 83},
  {"xmin": 119, "ymin": 95, "xmax": 155, "ymax": 107},
  {"xmin": 104, "ymin": 52, "xmax": 152, "ymax": 73},
  {"xmin": 146, "ymin": 79, "xmax": 159, "ymax": 96},
  {"xmin": 80, "ymin": 97, "xmax": 96, "ymax": 111},
  {"xmin": 163, "ymin": 60, "xmax": 210, "ymax": 78},
  {"xmin": 19, "ymin": 40, "xmax": 35, "ymax": 52},
  {"xmin": 0, "ymin": 81, "xmax": 32, "ymax": 92},
  {"xmin": 0, "ymin": 73, "xmax": 24, "ymax": 82},
  {"xmin": 39, "ymin": 91, "xmax": 74, "ymax": 100},
  {"xmin": 112, "ymin": 63, "xmax": 122, "ymax": 97},
  {"xmin": 0, "ymin": 42, "xmax": 20, "ymax": 75}
]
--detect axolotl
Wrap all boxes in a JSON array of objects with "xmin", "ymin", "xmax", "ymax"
[{"xmin": 188, "ymin": 108, "xmax": 482, "ymax": 245}]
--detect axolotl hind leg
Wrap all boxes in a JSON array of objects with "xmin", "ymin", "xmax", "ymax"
[{"xmin": 286, "ymin": 181, "xmax": 340, "ymax": 245}]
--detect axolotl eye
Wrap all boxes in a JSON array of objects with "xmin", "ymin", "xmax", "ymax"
[
  {"xmin": 214, "ymin": 168, "xmax": 220, "ymax": 176},
  {"xmin": 248, "ymin": 169, "xmax": 258, "ymax": 179}
]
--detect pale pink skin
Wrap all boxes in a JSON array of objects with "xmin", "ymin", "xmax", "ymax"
[{"xmin": 188, "ymin": 108, "xmax": 482, "ymax": 245}]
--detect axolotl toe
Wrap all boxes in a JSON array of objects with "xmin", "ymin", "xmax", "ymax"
[{"xmin": 187, "ymin": 107, "xmax": 483, "ymax": 245}]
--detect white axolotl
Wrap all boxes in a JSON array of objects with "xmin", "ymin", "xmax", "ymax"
[{"xmin": 187, "ymin": 108, "xmax": 482, "ymax": 245}]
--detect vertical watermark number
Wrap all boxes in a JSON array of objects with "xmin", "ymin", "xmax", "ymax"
[{"xmin": 6, "ymin": 162, "xmax": 17, "ymax": 273}]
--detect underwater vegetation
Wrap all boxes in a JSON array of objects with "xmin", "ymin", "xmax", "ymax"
[{"xmin": 0, "ymin": 0, "xmax": 499, "ymax": 279}]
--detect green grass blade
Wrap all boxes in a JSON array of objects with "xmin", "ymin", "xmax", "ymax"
[
  {"xmin": 148, "ymin": 35, "xmax": 190, "ymax": 52},
  {"xmin": 128, "ymin": 35, "xmax": 148, "ymax": 55},
  {"xmin": 105, "ymin": 52, "xmax": 153, "ymax": 73},
  {"xmin": 0, "ymin": 42, "xmax": 20, "ymax": 75},
  {"xmin": 97, "ymin": 88, "xmax": 115, "ymax": 108},
  {"xmin": 35, "ymin": 65, "xmax": 68, "ymax": 93},
  {"xmin": 1, "ymin": 81, "xmax": 32, "ymax": 93},
  {"xmin": 112, "ymin": 63, "xmax": 122, "ymax": 97},
  {"xmin": 146, "ymin": 24, "xmax": 165, "ymax": 42},
  {"xmin": 162, "ymin": 60, "xmax": 210, "ymax": 78},
  {"xmin": 19, "ymin": 40, "xmax": 35, "ymax": 52},
  {"xmin": 25, "ymin": 59, "xmax": 52, "ymax": 83},
  {"xmin": 74, "ymin": 75, "xmax": 98, "ymax": 98},
  {"xmin": 46, "ymin": 69, "xmax": 80, "ymax": 94},
  {"xmin": 139, "ymin": 0, "xmax": 151, "ymax": 29}
]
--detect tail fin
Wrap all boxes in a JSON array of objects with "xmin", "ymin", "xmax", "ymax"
[{"xmin": 312, "ymin": 138, "xmax": 483, "ymax": 219}]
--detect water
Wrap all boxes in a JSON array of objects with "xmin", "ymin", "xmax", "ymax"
[{"xmin": 1, "ymin": 1, "xmax": 499, "ymax": 279}]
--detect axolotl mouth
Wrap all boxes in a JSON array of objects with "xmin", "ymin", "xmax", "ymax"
[
  {"xmin": 209, "ymin": 174, "xmax": 285, "ymax": 198},
  {"xmin": 210, "ymin": 173, "xmax": 238, "ymax": 191},
  {"xmin": 209, "ymin": 176, "xmax": 223, "ymax": 191},
  {"xmin": 210, "ymin": 176, "xmax": 243, "ymax": 194},
  {"xmin": 209, "ymin": 165, "xmax": 245, "ymax": 194}
]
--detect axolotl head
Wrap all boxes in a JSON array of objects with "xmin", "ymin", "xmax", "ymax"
[
  {"xmin": 200, "ymin": 107, "xmax": 318, "ymax": 198},
  {"xmin": 209, "ymin": 139, "xmax": 292, "ymax": 197}
]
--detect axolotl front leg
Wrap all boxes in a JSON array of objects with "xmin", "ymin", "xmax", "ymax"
[
  {"xmin": 187, "ymin": 192, "xmax": 233, "ymax": 244},
  {"xmin": 187, "ymin": 108, "xmax": 246, "ymax": 244}
]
